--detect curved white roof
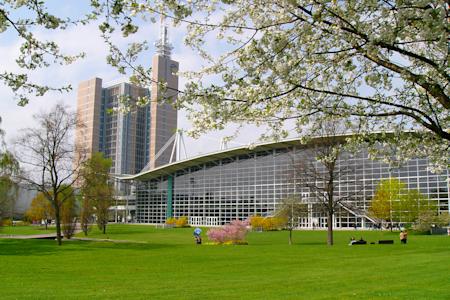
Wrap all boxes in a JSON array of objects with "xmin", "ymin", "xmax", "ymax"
[{"xmin": 121, "ymin": 135, "xmax": 350, "ymax": 181}]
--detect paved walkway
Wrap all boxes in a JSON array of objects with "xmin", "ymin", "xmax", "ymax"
[
  {"xmin": 0, "ymin": 233, "xmax": 57, "ymax": 239},
  {"xmin": 72, "ymin": 237, "xmax": 148, "ymax": 244},
  {"xmin": 0, "ymin": 229, "xmax": 82, "ymax": 240},
  {"xmin": 0, "ymin": 233, "xmax": 147, "ymax": 244}
]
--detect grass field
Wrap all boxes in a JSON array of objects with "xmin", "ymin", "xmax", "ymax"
[
  {"xmin": 0, "ymin": 225, "xmax": 53, "ymax": 235},
  {"xmin": 1, "ymin": 224, "xmax": 449, "ymax": 299}
]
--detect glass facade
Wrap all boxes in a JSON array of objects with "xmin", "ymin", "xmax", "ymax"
[
  {"xmin": 99, "ymin": 83, "xmax": 150, "ymax": 176},
  {"xmin": 135, "ymin": 143, "xmax": 449, "ymax": 228}
]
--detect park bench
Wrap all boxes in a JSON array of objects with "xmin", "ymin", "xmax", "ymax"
[
  {"xmin": 378, "ymin": 240, "xmax": 394, "ymax": 244},
  {"xmin": 352, "ymin": 240, "xmax": 367, "ymax": 245}
]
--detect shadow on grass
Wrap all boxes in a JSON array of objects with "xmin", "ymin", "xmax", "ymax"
[
  {"xmin": 0, "ymin": 239, "xmax": 60, "ymax": 256},
  {"xmin": 89, "ymin": 230, "xmax": 147, "ymax": 235},
  {"xmin": 296, "ymin": 242, "xmax": 329, "ymax": 246},
  {"xmin": 76, "ymin": 240, "xmax": 173, "ymax": 251}
]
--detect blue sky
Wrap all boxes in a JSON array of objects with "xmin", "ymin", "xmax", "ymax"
[{"xmin": 0, "ymin": 0, "xmax": 267, "ymax": 157}]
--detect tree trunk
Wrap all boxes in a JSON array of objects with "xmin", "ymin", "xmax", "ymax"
[
  {"xmin": 327, "ymin": 211, "xmax": 334, "ymax": 246},
  {"xmin": 54, "ymin": 206, "xmax": 62, "ymax": 246},
  {"xmin": 103, "ymin": 224, "xmax": 106, "ymax": 234},
  {"xmin": 289, "ymin": 228, "xmax": 292, "ymax": 245}
]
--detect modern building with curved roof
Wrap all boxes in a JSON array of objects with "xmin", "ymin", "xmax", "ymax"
[{"xmin": 125, "ymin": 137, "xmax": 449, "ymax": 228}]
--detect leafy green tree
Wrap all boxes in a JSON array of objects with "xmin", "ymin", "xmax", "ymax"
[
  {"xmin": 369, "ymin": 178, "xmax": 435, "ymax": 227},
  {"xmin": 25, "ymin": 192, "xmax": 55, "ymax": 229},
  {"xmin": 80, "ymin": 152, "xmax": 114, "ymax": 235},
  {"xmin": 393, "ymin": 189, "xmax": 433, "ymax": 223},
  {"xmin": 78, "ymin": 193, "xmax": 93, "ymax": 236},
  {"xmin": 94, "ymin": 183, "xmax": 114, "ymax": 234},
  {"xmin": 0, "ymin": 118, "xmax": 19, "ymax": 225},
  {"xmin": 60, "ymin": 186, "xmax": 78, "ymax": 239},
  {"xmin": 79, "ymin": 194, "xmax": 94, "ymax": 236},
  {"xmin": 0, "ymin": 151, "xmax": 19, "ymax": 224},
  {"xmin": 414, "ymin": 211, "xmax": 450, "ymax": 233},
  {"xmin": 26, "ymin": 187, "xmax": 77, "ymax": 236},
  {"xmin": 369, "ymin": 179, "xmax": 402, "ymax": 226},
  {"xmin": 274, "ymin": 197, "xmax": 308, "ymax": 245}
]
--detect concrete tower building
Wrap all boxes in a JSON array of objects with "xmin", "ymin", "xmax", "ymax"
[
  {"xmin": 149, "ymin": 18, "xmax": 179, "ymax": 169},
  {"xmin": 75, "ymin": 77, "xmax": 103, "ymax": 156}
]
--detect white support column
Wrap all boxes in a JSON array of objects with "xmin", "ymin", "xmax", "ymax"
[{"xmin": 308, "ymin": 203, "xmax": 313, "ymax": 228}]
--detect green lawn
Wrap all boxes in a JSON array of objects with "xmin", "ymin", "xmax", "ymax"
[
  {"xmin": 1, "ymin": 224, "xmax": 449, "ymax": 299},
  {"xmin": 0, "ymin": 225, "xmax": 53, "ymax": 235}
]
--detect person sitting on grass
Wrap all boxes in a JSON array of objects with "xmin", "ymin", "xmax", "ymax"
[
  {"xmin": 350, "ymin": 237, "xmax": 367, "ymax": 245},
  {"xmin": 193, "ymin": 228, "xmax": 202, "ymax": 245},
  {"xmin": 348, "ymin": 237, "xmax": 356, "ymax": 245}
]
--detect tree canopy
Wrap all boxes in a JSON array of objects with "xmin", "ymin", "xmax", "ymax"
[
  {"xmin": 93, "ymin": 0, "xmax": 449, "ymax": 168},
  {"xmin": 0, "ymin": 1, "xmax": 88, "ymax": 105},
  {"xmin": 0, "ymin": 118, "xmax": 19, "ymax": 223},
  {"xmin": 369, "ymin": 177, "xmax": 435, "ymax": 224},
  {"xmin": 275, "ymin": 197, "xmax": 308, "ymax": 245},
  {"xmin": 14, "ymin": 104, "xmax": 86, "ymax": 244},
  {"xmin": 80, "ymin": 152, "xmax": 114, "ymax": 235},
  {"xmin": 2, "ymin": 1, "xmax": 449, "ymax": 167},
  {"xmin": 0, "ymin": 151, "xmax": 19, "ymax": 222},
  {"xmin": 26, "ymin": 192, "xmax": 55, "ymax": 228}
]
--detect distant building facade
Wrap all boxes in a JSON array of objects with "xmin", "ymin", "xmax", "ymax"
[
  {"xmin": 127, "ymin": 137, "xmax": 450, "ymax": 227},
  {"xmin": 13, "ymin": 184, "xmax": 38, "ymax": 218}
]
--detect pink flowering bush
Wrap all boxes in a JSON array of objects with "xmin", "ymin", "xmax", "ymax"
[
  {"xmin": 207, "ymin": 219, "xmax": 249, "ymax": 244},
  {"xmin": 207, "ymin": 228, "xmax": 227, "ymax": 244}
]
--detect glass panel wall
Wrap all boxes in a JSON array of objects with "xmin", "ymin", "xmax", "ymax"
[{"xmin": 135, "ymin": 145, "xmax": 449, "ymax": 227}]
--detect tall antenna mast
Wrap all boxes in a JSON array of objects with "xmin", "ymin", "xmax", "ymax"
[{"xmin": 155, "ymin": 15, "xmax": 173, "ymax": 57}]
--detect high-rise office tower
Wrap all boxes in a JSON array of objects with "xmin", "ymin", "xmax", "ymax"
[
  {"xmin": 75, "ymin": 20, "xmax": 179, "ymax": 175},
  {"xmin": 75, "ymin": 79, "xmax": 150, "ymax": 175}
]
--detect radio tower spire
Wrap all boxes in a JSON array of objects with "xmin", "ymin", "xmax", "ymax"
[{"xmin": 155, "ymin": 15, "xmax": 173, "ymax": 57}]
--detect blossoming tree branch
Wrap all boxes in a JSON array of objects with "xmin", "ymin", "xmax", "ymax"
[{"xmin": 2, "ymin": 1, "xmax": 448, "ymax": 168}]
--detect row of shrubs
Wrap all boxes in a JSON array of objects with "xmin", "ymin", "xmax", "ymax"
[
  {"xmin": 0, "ymin": 219, "xmax": 30, "ymax": 227},
  {"xmin": 165, "ymin": 216, "xmax": 189, "ymax": 228},
  {"xmin": 249, "ymin": 215, "xmax": 287, "ymax": 231}
]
